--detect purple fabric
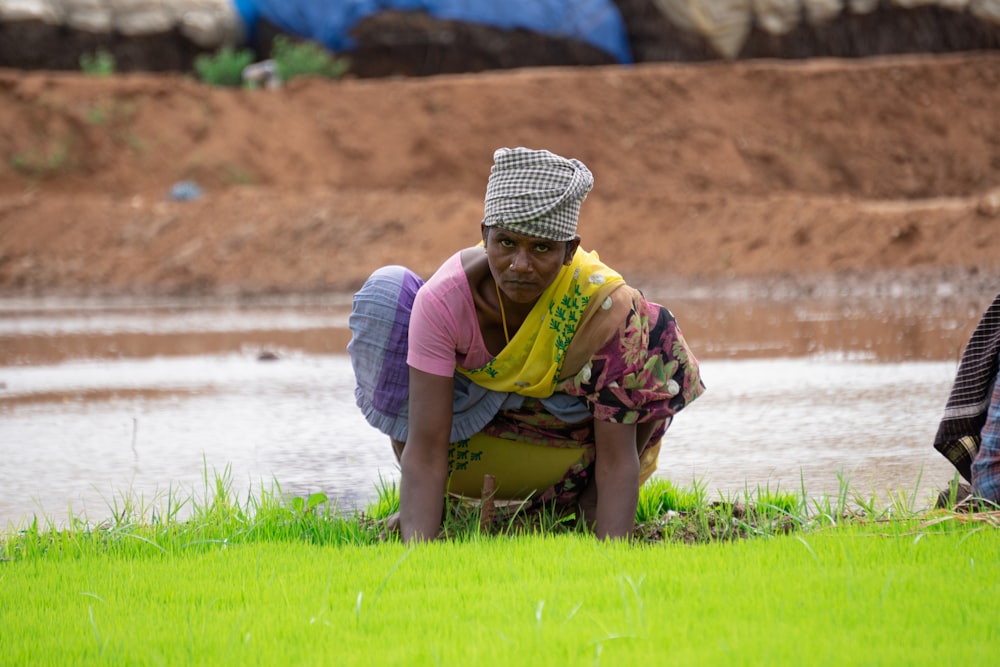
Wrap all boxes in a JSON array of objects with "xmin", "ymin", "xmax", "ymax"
[
  {"xmin": 372, "ymin": 270, "xmax": 423, "ymax": 415},
  {"xmin": 348, "ymin": 265, "xmax": 510, "ymax": 443},
  {"xmin": 347, "ymin": 265, "xmax": 424, "ymax": 442}
]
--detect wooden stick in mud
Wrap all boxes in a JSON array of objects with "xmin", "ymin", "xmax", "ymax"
[{"xmin": 480, "ymin": 474, "xmax": 496, "ymax": 531}]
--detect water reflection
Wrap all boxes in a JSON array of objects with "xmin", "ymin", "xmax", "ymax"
[
  {"xmin": 1, "ymin": 354, "xmax": 382, "ymax": 528},
  {"xmin": 0, "ymin": 292, "xmax": 984, "ymax": 528},
  {"xmin": 665, "ymin": 357, "xmax": 957, "ymax": 499}
]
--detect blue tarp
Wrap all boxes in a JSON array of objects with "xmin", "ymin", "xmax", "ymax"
[{"xmin": 232, "ymin": 0, "xmax": 632, "ymax": 64}]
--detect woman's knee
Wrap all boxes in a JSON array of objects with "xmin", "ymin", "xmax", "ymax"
[{"xmin": 637, "ymin": 418, "xmax": 667, "ymax": 454}]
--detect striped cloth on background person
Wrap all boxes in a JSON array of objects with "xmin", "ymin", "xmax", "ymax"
[{"xmin": 933, "ymin": 293, "xmax": 1000, "ymax": 484}]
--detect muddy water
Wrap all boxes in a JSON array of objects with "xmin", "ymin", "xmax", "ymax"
[{"xmin": 0, "ymin": 291, "xmax": 987, "ymax": 528}]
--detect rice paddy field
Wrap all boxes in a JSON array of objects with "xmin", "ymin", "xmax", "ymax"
[
  {"xmin": 2, "ymin": 476, "xmax": 997, "ymax": 665},
  {"xmin": 3, "ymin": 287, "xmax": 995, "ymax": 665}
]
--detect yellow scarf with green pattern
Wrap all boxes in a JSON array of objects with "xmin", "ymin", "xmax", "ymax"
[{"xmin": 457, "ymin": 248, "xmax": 624, "ymax": 398}]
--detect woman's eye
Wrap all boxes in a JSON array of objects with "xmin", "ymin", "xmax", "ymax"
[
  {"xmin": 499, "ymin": 239, "xmax": 514, "ymax": 248},
  {"xmin": 534, "ymin": 244, "xmax": 551, "ymax": 253}
]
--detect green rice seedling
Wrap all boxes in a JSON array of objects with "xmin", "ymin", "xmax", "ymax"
[
  {"xmin": 883, "ymin": 467, "xmax": 927, "ymax": 518},
  {"xmin": 850, "ymin": 484, "xmax": 888, "ymax": 521},
  {"xmin": 806, "ymin": 469, "xmax": 859, "ymax": 526},
  {"xmin": 494, "ymin": 497, "xmax": 582, "ymax": 538},
  {"xmin": 746, "ymin": 484, "xmax": 801, "ymax": 529},
  {"xmin": 531, "ymin": 500, "xmax": 578, "ymax": 534},
  {"xmin": 2, "ymin": 522, "xmax": 997, "ymax": 665},
  {"xmin": 365, "ymin": 475, "xmax": 400, "ymax": 521},
  {"xmin": 440, "ymin": 496, "xmax": 486, "ymax": 540},
  {"xmin": 175, "ymin": 467, "xmax": 377, "ymax": 548},
  {"xmin": 0, "ymin": 468, "xmax": 378, "ymax": 560},
  {"xmin": 635, "ymin": 477, "xmax": 702, "ymax": 523},
  {"xmin": 750, "ymin": 485, "xmax": 799, "ymax": 515},
  {"xmin": 250, "ymin": 487, "xmax": 372, "ymax": 546},
  {"xmin": 852, "ymin": 476, "xmax": 938, "ymax": 524},
  {"xmin": 2, "ymin": 466, "xmax": 986, "ymax": 564},
  {"xmin": 648, "ymin": 479, "xmax": 766, "ymax": 544},
  {"xmin": 710, "ymin": 483, "xmax": 804, "ymax": 540},
  {"xmin": 634, "ymin": 477, "xmax": 705, "ymax": 541}
]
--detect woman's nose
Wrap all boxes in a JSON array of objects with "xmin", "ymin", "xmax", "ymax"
[{"xmin": 510, "ymin": 249, "xmax": 532, "ymax": 272}]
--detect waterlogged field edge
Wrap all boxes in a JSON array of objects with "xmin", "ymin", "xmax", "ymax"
[{"xmin": 2, "ymin": 467, "xmax": 997, "ymax": 561}]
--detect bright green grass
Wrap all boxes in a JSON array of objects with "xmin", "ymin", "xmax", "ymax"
[
  {"xmin": 2, "ymin": 471, "xmax": 997, "ymax": 664},
  {"xmin": 1, "ymin": 522, "xmax": 996, "ymax": 665}
]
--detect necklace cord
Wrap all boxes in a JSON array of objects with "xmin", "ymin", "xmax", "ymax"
[{"xmin": 494, "ymin": 279, "xmax": 510, "ymax": 345}]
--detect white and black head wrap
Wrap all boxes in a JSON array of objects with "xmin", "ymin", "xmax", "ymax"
[{"xmin": 482, "ymin": 147, "xmax": 594, "ymax": 242}]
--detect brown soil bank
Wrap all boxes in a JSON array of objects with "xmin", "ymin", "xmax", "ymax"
[{"xmin": 1, "ymin": 51, "xmax": 999, "ymax": 299}]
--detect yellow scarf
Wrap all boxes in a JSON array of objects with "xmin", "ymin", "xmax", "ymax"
[{"xmin": 457, "ymin": 248, "xmax": 624, "ymax": 398}]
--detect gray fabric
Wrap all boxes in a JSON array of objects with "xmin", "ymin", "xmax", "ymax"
[
  {"xmin": 539, "ymin": 392, "xmax": 593, "ymax": 424},
  {"xmin": 348, "ymin": 265, "xmax": 512, "ymax": 443},
  {"xmin": 482, "ymin": 147, "xmax": 593, "ymax": 241}
]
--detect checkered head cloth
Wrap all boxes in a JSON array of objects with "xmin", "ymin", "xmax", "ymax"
[{"xmin": 482, "ymin": 147, "xmax": 594, "ymax": 241}]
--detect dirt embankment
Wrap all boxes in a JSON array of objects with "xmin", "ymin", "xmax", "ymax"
[{"xmin": 1, "ymin": 51, "xmax": 999, "ymax": 300}]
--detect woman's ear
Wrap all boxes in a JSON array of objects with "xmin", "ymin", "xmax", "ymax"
[
  {"xmin": 481, "ymin": 223, "xmax": 489, "ymax": 248},
  {"xmin": 564, "ymin": 236, "xmax": 581, "ymax": 264}
]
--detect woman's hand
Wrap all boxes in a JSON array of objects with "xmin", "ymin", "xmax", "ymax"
[
  {"xmin": 592, "ymin": 419, "xmax": 641, "ymax": 540},
  {"xmin": 399, "ymin": 368, "xmax": 454, "ymax": 542}
]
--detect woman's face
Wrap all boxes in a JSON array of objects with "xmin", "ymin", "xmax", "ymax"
[{"xmin": 482, "ymin": 225, "xmax": 580, "ymax": 305}]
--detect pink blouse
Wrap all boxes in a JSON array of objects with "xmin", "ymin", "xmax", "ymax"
[{"xmin": 407, "ymin": 250, "xmax": 493, "ymax": 376}]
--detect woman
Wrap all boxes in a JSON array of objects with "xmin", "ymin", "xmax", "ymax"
[
  {"xmin": 934, "ymin": 292, "xmax": 1000, "ymax": 507},
  {"xmin": 349, "ymin": 147, "xmax": 704, "ymax": 541}
]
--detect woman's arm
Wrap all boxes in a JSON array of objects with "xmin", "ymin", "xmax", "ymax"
[
  {"xmin": 399, "ymin": 368, "xmax": 454, "ymax": 542},
  {"xmin": 592, "ymin": 419, "xmax": 640, "ymax": 540}
]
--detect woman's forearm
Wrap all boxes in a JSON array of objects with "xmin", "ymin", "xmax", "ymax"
[
  {"xmin": 399, "ymin": 453, "xmax": 447, "ymax": 542},
  {"xmin": 594, "ymin": 454, "xmax": 640, "ymax": 539},
  {"xmin": 401, "ymin": 369, "xmax": 454, "ymax": 542},
  {"xmin": 592, "ymin": 419, "xmax": 641, "ymax": 540}
]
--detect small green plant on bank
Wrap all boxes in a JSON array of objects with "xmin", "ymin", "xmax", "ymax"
[
  {"xmin": 85, "ymin": 105, "xmax": 107, "ymax": 125},
  {"xmin": 194, "ymin": 46, "xmax": 256, "ymax": 87},
  {"xmin": 271, "ymin": 35, "xmax": 350, "ymax": 82},
  {"xmin": 221, "ymin": 161, "xmax": 258, "ymax": 184},
  {"xmin": 9, "ymin": 139, "xmax": 70, "ymax": 177},
  {"xmin": 79, "ymin": 48, "xmax": 116, "ymax": 76},
  {"xmin": 192, "ymin": 39, "xmax": 348, "ymax": 88}
]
